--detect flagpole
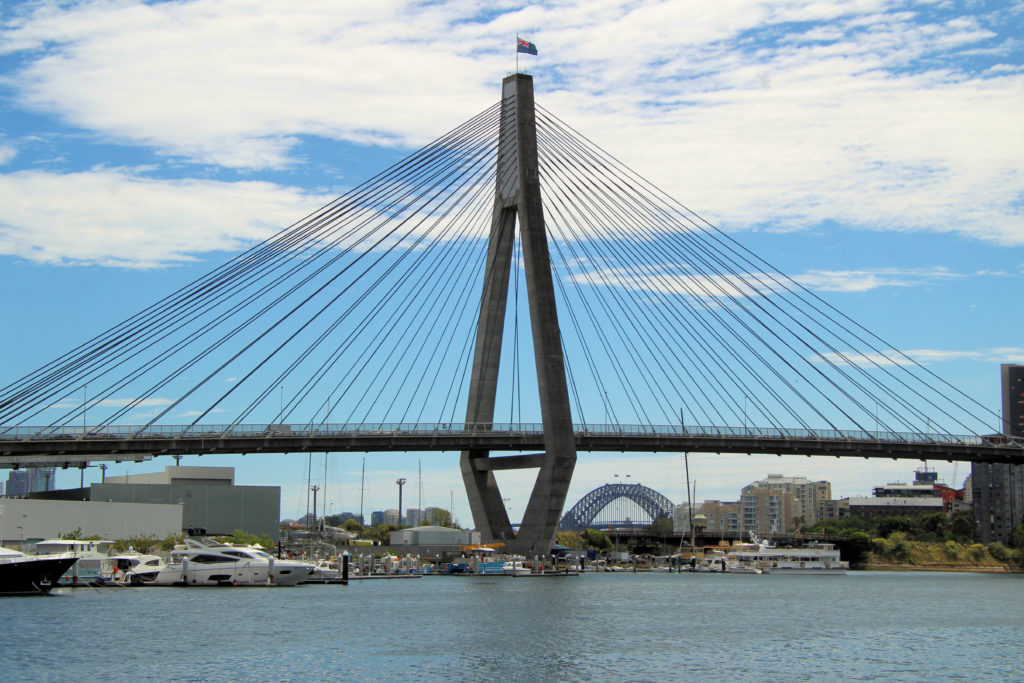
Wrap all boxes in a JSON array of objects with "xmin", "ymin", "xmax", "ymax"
[{"xmin": 516, "ymin": 33, "xmax": 519, "ymax": 73}]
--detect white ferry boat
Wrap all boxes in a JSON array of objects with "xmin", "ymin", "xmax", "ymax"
[{"xmin": 727, "ymin": 537, "xmax": 848, "ymax": 575}]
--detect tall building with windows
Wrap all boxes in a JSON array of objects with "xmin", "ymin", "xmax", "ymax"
[
  {"xmin": 700, "ymin": 500, "xmax": 741, "ymax": 535},
  {"xmin": 3, "ymin": 467, "xmax": 56, "ymax": 497},
  {"xmin": 741, "ymin": 474, "xmax": 832, "ymax": 529},
  {"xmin": 972, "ymin": 364, "xmax": 1024, "ymax": 544}
]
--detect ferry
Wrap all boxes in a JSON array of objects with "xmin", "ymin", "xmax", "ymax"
[{"xmin": 727, "ymin": 536, "xmax": 848, "ymax": 574}]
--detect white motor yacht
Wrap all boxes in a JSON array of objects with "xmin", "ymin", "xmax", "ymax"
[
  {"xmin": 152, "ymin": 538, "xmax": 315, "ymax": 586},
  {"xmin": 108, "ymin": 552, "xmax": 166, "ymax": 584},
  {"xmin": 501, "ymin": 559, "xmax": 531, "ymax": 576}
]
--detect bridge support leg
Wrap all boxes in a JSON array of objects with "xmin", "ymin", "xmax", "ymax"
[{"xmin": 460, "ymin": 73, "xmax": 576, "ymax": 556}]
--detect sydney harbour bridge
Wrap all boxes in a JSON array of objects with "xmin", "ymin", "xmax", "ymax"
[{"xmin": 2, "ymin": 74, "xmax": 1021, "ymax": 555}]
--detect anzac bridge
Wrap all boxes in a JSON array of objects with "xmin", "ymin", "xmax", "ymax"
[{"xmin": 1, "ymin": 74, "xmax": 1020, "ymax": 555}]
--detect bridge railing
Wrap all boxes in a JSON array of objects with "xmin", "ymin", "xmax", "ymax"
[{"xmin": 1, "ymin": 421, "xmax": 1018, "ymax": 449}]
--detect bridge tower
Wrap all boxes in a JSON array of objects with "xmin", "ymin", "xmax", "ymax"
[{"xmin": 459, "ymin": 73, "xmax": 577, "ymax": 556}]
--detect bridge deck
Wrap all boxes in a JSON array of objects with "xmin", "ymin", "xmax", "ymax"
[{"xmin": 1, "ymin": 423, "xmax": 1021, "ymax": 467}]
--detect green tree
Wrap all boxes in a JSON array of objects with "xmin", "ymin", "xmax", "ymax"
[
  {"xmin": 807, "ymin": 517, "xmax": 867, "ymax": 536},
  {"xmin": 362, "ymin": 524, "xmax": 397, "ymax": 543},
  {"xmin": 555, "ymin": 531, "xmax": 584, "ymax": 549},
  {"xmin": 582, "ymin": 528, "xmax": 612, "ymax": 551},
  {"xmin": 876, "ymin": 516, "xmax": 916, "ymax": 538},
  {"xmin": 950, "ymin": 510, "xmax": 975, "ymax": 543},
  {"xmin": 1010, "ymin": 517, "xmax": 1024, "ymax": 549},
  {"xmin": 987, "ymin": 542, "xmax": 1010, "ymax": 563},
  {"xmin": 159, "ymin": 533, "xmax": 185, "ymax": 552},
  {"xmin": 431, "ymin": 508, "xmax": 459, "ymax": 529},
  {"xmin": 341, "ymin": 518, "xmax": 365, "ymax": 535},
  {"xmin": 214, "ymin": 529, "xmax": 275, "ymax": 548},
  {"xmin": 647, "ymin": 514, "xmax": 674, "ymax": 534},
  {"xmin": 111, "ymin": 534, "xmax": 160, "ymax": 554},
  {"xmin": 917, "ymin": 512, "xmax": 950, "ymax": 542},
  {"xmin": 841, "ymin": 531, "xmax": 873, "ymax": 566}
]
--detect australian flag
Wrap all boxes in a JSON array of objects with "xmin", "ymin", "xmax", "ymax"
[{"xmin": 517, "ymin": 37, "xmax": 538, "ymax": 55}]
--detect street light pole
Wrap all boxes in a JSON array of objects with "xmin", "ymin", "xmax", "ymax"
[
  {"xmin": 396, "ymin": 478, "xmax": 407, "ymax": 526},
  {"xmin": 310, "ymin": 485, "xmax": 320, "ymax": 529}
]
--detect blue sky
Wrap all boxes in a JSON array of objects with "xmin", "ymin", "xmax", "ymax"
[{"xmin": 1, "ymin": 0, "xmax": 1022, "ymax": 524}]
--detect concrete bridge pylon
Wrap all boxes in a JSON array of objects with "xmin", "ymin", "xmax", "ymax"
[{"xmin": 459, "ymin": 73, "xmax": 577, "ymax": 556}]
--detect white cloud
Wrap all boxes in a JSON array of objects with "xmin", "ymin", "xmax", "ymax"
[
  {"xmin": 814, "ymin": 346, "xmax": 1024, "ymax": 366},
  {"xmin": 793, "ymin": 267, "xmax": 961, "ymax": 292},
  {"xmin": 566, "ymin": 264, "xmax": 968, "ymax": 297},
  {"xmin": 0, "ymin": 0, "xmax": 1019, "ymax": 266},
  {"xmin": 0, "ymin": 145, "xmax": 16, "ymax": 165},
  {"xmin": 0, "ymin": 168, "xmax": 333, "ymax": 267},
  {"xmin": 567, "ymin": 265, "xmax": 777, "ymax": 298},
  {"xmin": 1, "ymin": 0, "xmax": 502, "ymax": 168}
]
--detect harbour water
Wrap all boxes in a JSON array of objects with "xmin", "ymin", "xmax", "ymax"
[{"xmin": 3, "ymin": 571, "xmax": 1023, "ymax": 682}]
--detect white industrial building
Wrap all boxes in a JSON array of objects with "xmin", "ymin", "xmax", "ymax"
[
  {"xmin": 389, "ymin": 526, "xmax": 480, "ymax": 549},
  {"xmin": 0, "ymin": 497, "xmax": 182, "ymax": 550}
]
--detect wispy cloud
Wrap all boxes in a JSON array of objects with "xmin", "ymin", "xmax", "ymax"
[
  {"xmin": 815, "ymin": 347, "xmax": 1024, "ymax": 367},
  {"xmin": 567, "ymin": 265, "xmax": 777, "ymax": 299},
  {"xmin": 568, "ymin": 264, "xmax": 972, "ymax": 297},
  {"xmin": 792, "ymin": 267, "xmax": 962, "ymax": 292}
]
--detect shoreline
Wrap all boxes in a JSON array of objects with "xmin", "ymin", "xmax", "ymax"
[{"xmin": 858, "ymin": 563, "xmax": 1023, "ymax": 573}]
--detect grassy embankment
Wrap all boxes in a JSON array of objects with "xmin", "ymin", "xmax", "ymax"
[{"xmin": 863, "ymin": 532, "xmax": 1023, "ymax": 571}]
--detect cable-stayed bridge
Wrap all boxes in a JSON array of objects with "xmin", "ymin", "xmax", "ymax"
[{"xmin": 2, "ymin": 74, "xmax": 1020, "ymax": 553}]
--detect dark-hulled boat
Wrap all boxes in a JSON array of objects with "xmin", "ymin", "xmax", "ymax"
[{"xmin": 0, "ymin": 547, "xmax": 78, "ymax": 596}]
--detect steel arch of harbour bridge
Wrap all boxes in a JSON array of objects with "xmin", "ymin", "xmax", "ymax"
[{"xmin": 558, "ymin": 483, "xmax": 675, "ymax": 531}]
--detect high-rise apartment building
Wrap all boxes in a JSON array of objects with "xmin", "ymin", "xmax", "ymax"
[
  {"xmin": 741, "ymin": 474, "xmax": 832, "ymax": 529},
  {"xmin": 972, "ymin": 364, "xmax": 1024, "ymax": 544}
]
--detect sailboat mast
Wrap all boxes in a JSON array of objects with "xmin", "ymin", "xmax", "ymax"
[{"xmin": 682, "ymin": 409, "xmax": 695, "ymax": 552}]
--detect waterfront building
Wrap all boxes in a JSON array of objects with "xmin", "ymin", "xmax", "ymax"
[
  {"xmin": 872, "ymin": 466, "xmax": 964, "ymax": 512},
  {"xmin": 972, "ymin": 463, "xmax": 1024, "ymax": 544},
  {"xmin": 740, "ymin": 486, "xmax": 797, "ymax": 535},
  {"xmin": 0, "ymin": 497, "xmax": 182, "ymax": 549},
  {"xmin": 31, "ymin": 465, "xmax": 279, "ymax": 538},
  {"xmin": 672, "ymin": 502, "xmax": 700, "ymax": 533},
  {"xmin": 839, "ymin": 496, "xmax": 945, "ymax": 523},
  {"xmin": 699, "ymin": 500, "xmax": 741, "ymax": 535},
  {"xmin": 971, "ymin": 364, "xmax": 1024, "ymax": 544},
  {"xmin": 389, "ymin": 525, "xmax": 480, "ymax": 549},
  {"xmin": 741, "ymin": 474, "xmax": 832, "ymax": 527}
]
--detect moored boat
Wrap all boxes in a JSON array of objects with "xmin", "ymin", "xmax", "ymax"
[
  {"xmin": 501, "ymin": 559, "xmax": 531, "ymax": 576},
  {"xmin": 726, "ymin": 536, "xmax": 848, "ymax": 574},
  {"xmin": 34, "ymin": 539, "xmax": 114, "ymax": 585},
  {"xmin": 152, "ymin": 538, "xmax": 315, "ymax": 586},
  {"xmin": 108, "ymin": 552, "xmax": 166, "ymax": 584},
  {"xmin": 0, "ymin": 547, "xmax": 78, "ymax": 595}
]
